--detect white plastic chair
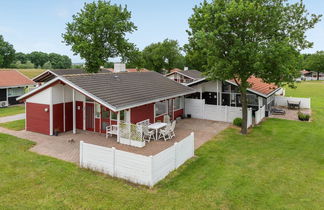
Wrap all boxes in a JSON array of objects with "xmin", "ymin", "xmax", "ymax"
[
  {"xmin": 163, "ymin": 115, "xmax": 171, "ymax": 124},
  {"xmin": 169, "ymin": 121, "xmax": 176, "ymax": 139},
  {"xmin": 106, "ymin": 125, "xmax": 118, "ymax": 138},
  {"xmin": 142, "ymin": 125, "xmax": 155, "ymax": 142},
  {"xmin": 158, "ymin": 123, "xmax": 172, "ymax": 141}
]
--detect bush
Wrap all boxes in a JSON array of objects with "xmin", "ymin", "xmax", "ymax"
[
  {"xmin": 233, "ymin": 118, "xmax": 242, "ymax": 127},
  {"xmin": 298, "ymin": 112, "xmax": 310, "ymax": 121}
]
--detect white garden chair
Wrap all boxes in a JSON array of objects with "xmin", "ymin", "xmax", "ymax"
[
  {"xmin": 142, "ymin": 125, "xmax": 155, "ymax": 142},
  {"xmin": 163, "ymin": 115, "xmax": 171, "ymax": 124},
  {"xmin": 158, "ymin": 123, "xmax": 172, "ymax": 141},
  {"xmin": 106, "ymin": 125, "xmax": 118, "ymax": 138},
  {"xmin": 169, "ymin": 120, "xmax": 176, "ymax": 139}
]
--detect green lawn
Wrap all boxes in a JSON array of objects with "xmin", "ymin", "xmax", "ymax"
[
  {"xmin": 0, "ymin": 106, "xmax": 25, "ymax": 117},
  {"xmin": 17, "ymin": 69, "xmax": 45, "ymax": 79},
  {"xmin": 0, "ymin": 119, "xmax": 25, "ymax": 131},
  {"xmin": 0, "ymin": 81, "xmax": 323, "ymax": 209}
]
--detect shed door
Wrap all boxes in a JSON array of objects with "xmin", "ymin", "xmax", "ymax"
[{"xmin": 86, "ymin": 103, "xmax": 94, "ymax": 131}]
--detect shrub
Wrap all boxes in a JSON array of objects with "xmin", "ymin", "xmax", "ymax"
[
  {"xmin": 233, "ymin": 118, "xmax": 242, "ymax": 127},
  {"xmin": 298, "ymin": 112, "xmax": 310, "ymax": 121}
]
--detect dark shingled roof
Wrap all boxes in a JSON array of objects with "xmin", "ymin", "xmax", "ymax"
[
  {"xmin": 52, "ymin": 68, "xmax": 111, "ymax": 75},
  {"xmin": 178, "ymin": 70, "xmax": 204, "ymax": 80},
  {"xmin": 63, "ymin": 71, "xmax": 195, "ymax": 110}
]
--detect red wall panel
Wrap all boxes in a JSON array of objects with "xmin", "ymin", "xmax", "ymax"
[
  {"xmin": 65, "ymin": 102, "xmax": 73, "ymax": 131},
  {"xmin": 155, "ymin": 115, "xmax": 164, "ymax": 122},
  {"xmin": 53, "ymin": 104, "xmax": 63, "ymax": 132},
  {"xmin": 26, "ymin": 103, "xmax": 50, "ymax": 135},
  {"xmin": 95, "ymin": 118, "xmax": 100, "ymax": 133},
  {"xmin": 173, "ymin": 109, "xmax": 184, "ymax": 120},
  {"xmin": 76, "ymin": 101, "xmax": 83, "ymax": 130},
  {"xmin": 131, "ymin": 103, "xmax": 154, "ymax": 124}
]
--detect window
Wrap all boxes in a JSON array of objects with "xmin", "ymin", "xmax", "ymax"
[
  {"xmin": 155, "ymin": 101, "xmax": 167, "ymax": 116},
  {"xmin": 95, "ymin": 103, "xmax": 101, "ymax": 118},
  {"xmin": 110, "ymin": 110, "xmax": 125, "ymax": 121},
  {"xmin": 8, "ymin": 87, "xmax": 25, "ymax": 97},
  {"xmin": 173, "ymin": 97, "xmax": 181, "ymax": 110},
  {"xmin": 102, "ymin": 108, "xmax": 109, "ymax": 119},
  {"xmin": 111, "ymin": 111, "xmax": 117, "ymax": 120}
]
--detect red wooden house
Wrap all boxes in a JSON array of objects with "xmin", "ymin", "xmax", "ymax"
[{"xmin": 18, "ymin": 71, "xmax": 195, "ymax": 136}]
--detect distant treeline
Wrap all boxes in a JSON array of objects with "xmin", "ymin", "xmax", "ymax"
[{"xmin": 0, "ymin": 34, "xmax": 72, "ymax": 69}]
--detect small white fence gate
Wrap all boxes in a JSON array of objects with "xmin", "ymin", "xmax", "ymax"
[
  {"xmin": 80, "ymin": 133, "xmax": 195, "ymax": 187},
  {"xmin": 185, "ymin": 99, "xmax": 253, "ymax": 127},
  {"xmin": 255, "ymin": 105, "xmax": 266, "ymax": 124}
]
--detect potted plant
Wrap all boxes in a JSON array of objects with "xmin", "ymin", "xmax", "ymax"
[{"xmin": 298, "ymin": 112, "xmax": 310, "ymax": 121}]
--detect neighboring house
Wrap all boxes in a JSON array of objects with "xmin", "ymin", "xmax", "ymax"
[
  {"xmin": 0, "ymin": 70, "xmax": 35, "ymax": 107},
  {"xmin": 102, "ymin": 64, "xmax": 150, "ymax": 73},
  {"xmin": 166, "ymin": 70, "xmax": 204, "ymax": 84},
  {"xmin": 187, "ymin": 76, "xmax": 280, "ymax": 114},
  {"xmin": 18, "ymin": 71, "xmax": 194, "ymax": 136},
  {"xmin": 167, "ymin": 70, "xmax": 280, "ymax": 115},
  {"xmin": 300, "ymin": 70, "xmax": 324, "ymax": 80}
]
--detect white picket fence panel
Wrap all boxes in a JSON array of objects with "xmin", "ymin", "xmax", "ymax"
[
  {"xmin": 275, "ymin": 96, "xmax": 311, "ymax": 109},
  {"xmin": 80, "ymin": 133, "xmax": 195, "ymax": 187},
  {"xmin": 255, "ymin": 105, "xmax": 266, "ymax": 125},
  {"xmin": 185, "ymin": 99, "xmax": 253, "ymax": 127}
]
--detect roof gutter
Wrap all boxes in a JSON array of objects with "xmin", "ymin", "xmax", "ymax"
[{"xmin": 115, "ymin": 89, "xmax": 196, "ymax": 111}]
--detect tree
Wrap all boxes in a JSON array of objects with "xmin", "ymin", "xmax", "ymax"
[
  {"xmin": 0, "ymin": 35, "xmax": 15, "ymax": 68},
  {"xmin": 42, "ymin": 61, "xmax": 52, "ymax": 69},
  {"xmin": 187, "ymin": 0, "xmax": 321, "ymax": 134},
  {"xmin": 48, "ymin": 53, "xmax": 72, "ymax": 69},
  {"xmin": 142, "ymin": 39, "xmax": 184, "ymax": 72},
  {"xmin": 303, "ymin": 51, "xmax": 324, "ymax": 80},
  {"xmin": 28, "ymin": 51, "xmax": 49, "ymax": 68},
  {"xmin": 15, "ymin": 52, "xmax": 27, "ymax": 64},
  {"xmin": 63, "ymin": 0, "xmax": 137, "ymax": 73}
]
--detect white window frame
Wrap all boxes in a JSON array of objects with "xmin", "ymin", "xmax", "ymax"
[{"xmin": 155, "ymin": 101, "xmax": 167, "ymax": 117}]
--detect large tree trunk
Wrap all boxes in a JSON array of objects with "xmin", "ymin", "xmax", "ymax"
[
  {"xmin": 240, "ymin": 89, "xmax": 248, "ymax": 134},
  {"xmin": 317, "ymin": 71, "xmax": 320, "ymax": 80}
]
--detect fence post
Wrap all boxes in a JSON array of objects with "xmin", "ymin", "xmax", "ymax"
[
  {"xmin": 191, "ymin": 132, "xmax": 195, "ymax": 157},
  {"xmin": 80, "ymin": 141, "xmax": 84, "ymax": 167},
  {"xmin": 174, "ymin": 142, "xmax": 178, "ymax": 169},
  {"xmin": 112, "ymin": 147, "xmax": 116, "ymax": 177},
  {"xmin": 225, "ymin": 106, "xmax": 228, "ymax": 122},
  {"xmin": 149, "ymin": 155, "xmax": 153, "ymax": 188}
]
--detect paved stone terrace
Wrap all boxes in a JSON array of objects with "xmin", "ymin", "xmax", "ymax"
[{"xmin": 0, "ymin": 118, "xmax": 229, "ymax": 163}]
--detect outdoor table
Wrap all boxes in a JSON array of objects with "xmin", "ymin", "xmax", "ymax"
[
  {"xmin": 288, "ymin": 101, "xmax": 301, "ymax": 110},
  {"xmin": 148, "ymin": 122, "xmax": 167, "ymax": 140}
]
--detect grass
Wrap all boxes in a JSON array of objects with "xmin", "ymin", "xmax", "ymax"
[
  {"xmin": 17, "ymin": 69, "xmax": 45, "ymax": 79},
  {"xmin": 0, "ymin": 119, "xmax": 25, "ymax": 131},
  {"xmin": 0, "ymin": 81, "xmax": 323, "ymax": 209},
  {"xmin": 0, "ymin": 106, "xmax": 25, "ymax": 117}
]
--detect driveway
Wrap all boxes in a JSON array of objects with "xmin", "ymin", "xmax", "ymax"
[
  {"xmin": 0, "ymin": 118, "xmax": 230, "ymax": 163},
  {"xmin": 0, "ymin": 113, "xmax": 25, "ymax": 123}
]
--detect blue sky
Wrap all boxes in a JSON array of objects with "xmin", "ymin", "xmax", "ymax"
[{"xmin": 0, "ymin": 0, "xmax": 323, "ymax": 63}]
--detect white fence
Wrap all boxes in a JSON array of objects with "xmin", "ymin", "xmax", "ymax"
[
  {"xmin": 185, "ymin": 99, "xmax": 253, "ymax": 127},
  {"xmin": 255, "ymin": 105, "xmax": 266, "ymax": 125},
  {"xmin": 80, "ymin": 133, "xmax": 195, "ymax": 187},
  {"xmin": 275, "ymin": 96, "xmax": 311, "ymax": 109}
]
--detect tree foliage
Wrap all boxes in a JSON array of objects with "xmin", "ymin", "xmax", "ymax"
[
  {"xmin": 303, "ymin": 51, "xmax": 324, "ymax": 80},
  {"xmin": 28, "ymin": 51, "xmax": 49, "ymax": 68},
  {"xmin": 63, "ymin": 0, "xmax": 137, "ymax": 73},
  {"xmin": 187, "ymin": 0, "xmax": 321, "ymax": 134},
  {"xmin": 15, "ymin": 52, "xmax": 28, "ymax": 64},
  {"xmin": 142, "ymin": 39, "xmax": 184, "ymax": 72},
  {"xmin": 48, "ymin": 53, "xmax": 72, "ymax": 69},
  {"xmin": 0, "ymin": 35, "xmax": 15, "ymax": 68}
]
